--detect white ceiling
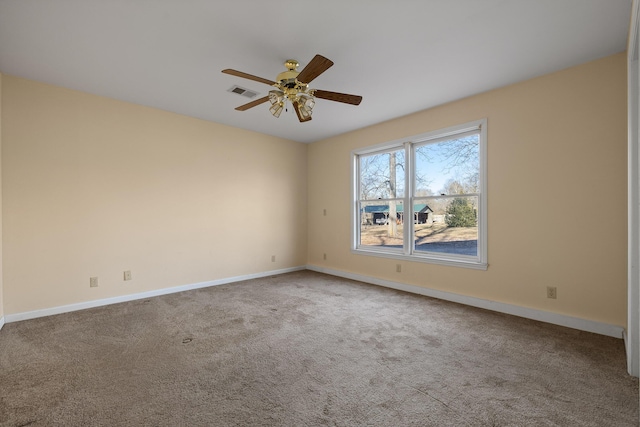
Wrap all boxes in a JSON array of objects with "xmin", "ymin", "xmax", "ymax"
[{"xmin": 0, "ymin": 0, "xmax": 632, "ymax": 143}]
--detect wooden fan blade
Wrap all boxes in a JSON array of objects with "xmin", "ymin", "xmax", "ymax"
[
  {"xmin": 222, "ymin": 69, "xmax": 276, "ymax": 86},
  {"xmin": 296, "ymin": 55, "xmax": 334, "ymax": 84},
  {"xmin": 292, "ymin": 101, "xmax": 312, "ymax": 122},
  {"xmin": 314, "ymin": 89, "xmax": 362, "ymax": 106},
  {"xmin": 235, "ymin": 96, "xmax": 270, "ymax": 111}
]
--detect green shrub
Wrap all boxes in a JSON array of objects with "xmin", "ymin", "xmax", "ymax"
[{"xmin": 445, "ymin": 198, "xmax": 477, "ymax": 227}]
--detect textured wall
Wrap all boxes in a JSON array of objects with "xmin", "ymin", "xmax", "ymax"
[
  {"xmin": 2, "ymin": 76, "xmax": 308, "ymax": 314},
  {"xmin": 307, "ymin": 53, "xmax": 628, "ymax": 328}
]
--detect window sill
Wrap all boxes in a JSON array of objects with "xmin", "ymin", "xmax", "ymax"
[{"xmin": 352, "ymin": 247, "xmax": 488, "ymax": 270}]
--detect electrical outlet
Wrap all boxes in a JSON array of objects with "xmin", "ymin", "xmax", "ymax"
[
  {"xmin": 396, "ymin": 264, "xmax": 402, "ymax": 273},
  {"xmin": 547, "ymin": 286, "xmax": 557, "ymax": 299},
  {"xmin": 323, "ymin": 253, "xmax": 327, "ymax": 260},
  {"xmin": 323, "ymin": 209, "xmax": 327, "ymax": 216},
  {"xmin": 90, "ymin": 277, "xmax": 98, "ymax": 288},
  {"xmin": 271, "ymin": 255, "xmax": 276, "ymax": 262},
  {"xmin": 124, "ymin": 270, "xmax": 132, "ymax": 281}
]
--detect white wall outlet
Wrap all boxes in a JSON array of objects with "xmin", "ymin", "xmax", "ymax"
[
  {"xmin": 547, "ymin": 286, "xmax": 557, "ymax": 299},
  {"xmin": 90, "ymin": 277, "xmax": 98, "ymax": 288},
  {"xmin": 323, "ymin": 209, "xmax": 327, "ymax": 216},
  {"xmin": 271, "ymin": 255, "xmax": 276, "ymax": 262},
  {"xmin": 396, "ymin": 264, "xmax": 402, "ymax": 273},
  {"xmin": 323, "ymin": 253, "xmax": 327, "ymax": 260},
  {"xmin": 124, "ymin": 270, "xmax": 132, "ymax": 281}
]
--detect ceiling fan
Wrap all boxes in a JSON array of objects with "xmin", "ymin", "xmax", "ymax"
[{"xmin": 222, "ymin": 54, "xmax": 362, "ymax": 123}]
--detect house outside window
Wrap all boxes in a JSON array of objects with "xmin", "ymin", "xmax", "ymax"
[{"xmin": 352, "ymin": 119, "xmax": 487, "ymax": 270}]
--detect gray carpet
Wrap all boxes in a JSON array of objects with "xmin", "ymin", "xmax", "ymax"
[{"xmin": 0, "ymin": 270, "xmax": 637, "ymax": 426}]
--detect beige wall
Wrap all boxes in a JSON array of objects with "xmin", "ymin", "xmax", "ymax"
[
  {"xmin": 2, "ymin": 76, "xmax": 307, "ymax": 314},
  {"xmin": 0, "ymin": 52, "xmax": 628, "ymax": 329},
  {"xmin": 308, "ymin": 53, "xmax": 628, "ymax": 328}
]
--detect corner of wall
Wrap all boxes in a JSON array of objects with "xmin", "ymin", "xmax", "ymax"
[{"xmin": 0, "ymin": 71, "xmax": 4, "ymax": 325}]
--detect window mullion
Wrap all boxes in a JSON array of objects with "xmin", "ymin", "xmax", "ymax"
[
  {"xmin": 353, "ymin": 154, "xmax": 361, "ymax": 249},
  {"xmin": 404, "ymin": 141, "xmax": 413, "ymax": 256}
]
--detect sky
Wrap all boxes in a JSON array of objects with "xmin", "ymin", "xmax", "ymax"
[
  {"xmin": 360, "ymin": 135, "xmax": 479, "ymax": 199},
  {"xmin": 414, "ymin": 136, "xmax": 479, "ymax": 195}
]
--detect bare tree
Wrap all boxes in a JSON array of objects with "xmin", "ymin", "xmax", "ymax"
[
  {"xmin": 440, "ymin": 179, "xmax": 465, "ymax": 195},
  {"xmin": 359, "ymin": 136, "xmax": 478, "ymax": 234},
  {"xmin": 359, "ymin": 150, "xmax": 404, "ymax": 237},
  {"xmin": 360, "ymin": 155, "xmax": 391, "ymax": 200},
  {"xmin": 434, "ymin": 136, "xmax": 479, "ymax": 192}
]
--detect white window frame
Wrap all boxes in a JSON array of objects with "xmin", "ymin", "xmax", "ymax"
[{"xmin": 351, "ymin": 119, "xmax": 488, "ymax": 270}]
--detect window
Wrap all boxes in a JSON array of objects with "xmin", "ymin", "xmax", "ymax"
[{"xmin": 352, "ymin": 119, "xmax": 487, "ymax": 269}]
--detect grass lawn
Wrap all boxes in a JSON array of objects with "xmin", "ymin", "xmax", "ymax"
[{"xmin": 360, "ymin": 223, "xmax": 477, "ymax": 247}]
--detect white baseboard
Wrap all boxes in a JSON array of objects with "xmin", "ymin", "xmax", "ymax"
[
  {"xmin": 4, "ymin": 266, "xmax": 306, "ymax": 324},
  {"xmin": 3, "ymin": 265, "xmax": 626, "ymax": 340},
  {"xmin": 307, "ymin": 264, "xmax": 625, "ymax": 339}
]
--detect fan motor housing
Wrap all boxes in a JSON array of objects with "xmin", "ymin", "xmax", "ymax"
[{"xmin": 277, "ymin": 59, "xmax": 300, "ymax": 86}]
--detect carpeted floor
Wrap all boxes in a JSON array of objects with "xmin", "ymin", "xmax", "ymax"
[{"xmin": 0, "ymin": 270, "xmax": 637, "ymax": 426}]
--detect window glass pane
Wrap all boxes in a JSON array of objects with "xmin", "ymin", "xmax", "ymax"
[
  {"xmin": 414, "ymin": 196, "xmax": 478, "ymax": 257},
  {"xmin": 415, "ymin": 135, "xmax": 479, "ymax": 196},
  {"xmin": 359, "ymin": 200, "xmax": 404, "ymax": 249},
  {"xmin": 359, "ymin": 149, "xmax": 405, "ymax": 200},
  {"xmin": 352, "ymin": 120, "xmax": 486, "ymax": 268}
]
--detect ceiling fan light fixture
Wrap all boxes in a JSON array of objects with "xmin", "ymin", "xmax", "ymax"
[
  {"xmin": 297, "ymin": 94, "xmax": 314, "ymax": 119},
  {"xmin": 298, "ymin": 105, "xmax": 312, "ymax": 120},
  {"xmin": 269, "ymin": 101, "xmax": 284, "ymax": 118},
  {"xmin": 300, "ymin": 94, "xmax": 315, "ymax": 110},
  {"xmin": 268, "ymin": 90, "xmax": 284, "ymax": 105}
]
